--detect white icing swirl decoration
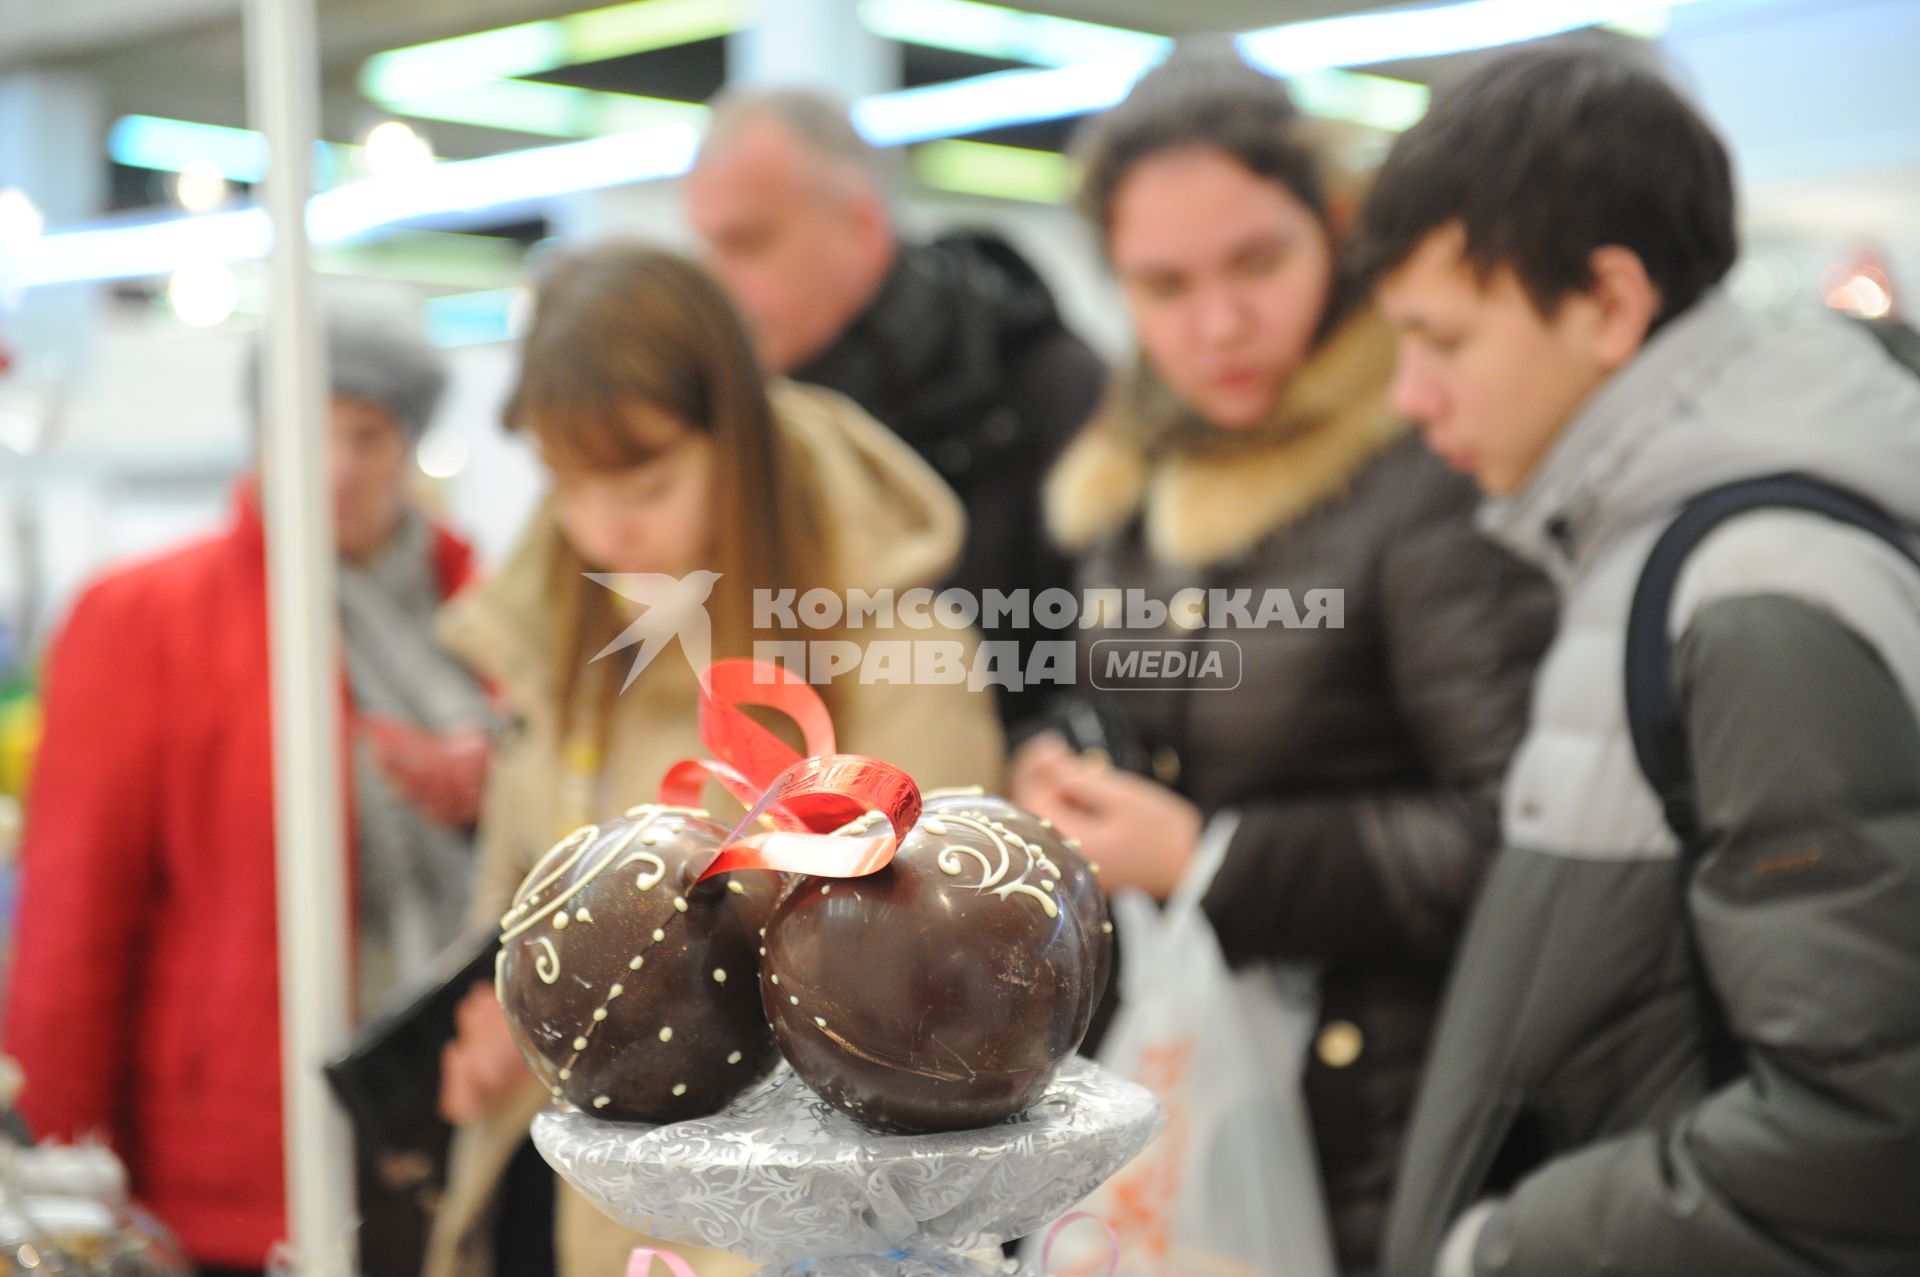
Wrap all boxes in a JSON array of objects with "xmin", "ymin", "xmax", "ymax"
[{"xmin": 928, "ymin": 812, "xmax": 1059, "ymax": 919}]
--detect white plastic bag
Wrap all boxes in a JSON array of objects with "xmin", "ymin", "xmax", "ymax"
[{"xmin": 1035, "ymin": 813, "xmax": 1337, "ymax": 1277}]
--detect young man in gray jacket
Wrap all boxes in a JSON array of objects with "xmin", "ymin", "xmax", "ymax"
[{"xmin": 1351, "ymin": 41, "xmax": 1920, "ymax": 1277}]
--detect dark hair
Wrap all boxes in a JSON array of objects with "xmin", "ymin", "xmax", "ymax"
[
  {"xmin": 509, "ymin": 243, "xmax": 836, "ymax": 740},
  {"xmin": 1073, "ymin": 40, "xmax": 1327, "ymax": 242},
  {"xmin": 1351, "ymin": 40, "xmax": 1737, "ymax": 329}
]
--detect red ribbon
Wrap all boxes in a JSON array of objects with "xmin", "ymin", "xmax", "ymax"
[{"xmin": 657, "ymin": 659, "xmax": 921, "ymax": 884}]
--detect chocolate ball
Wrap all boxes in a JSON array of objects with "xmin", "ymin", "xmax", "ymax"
[
  {"xmin": 761, "ymin": 792, "xmax": 1113, "ymax": 1133},
  {"xmin": 923, "ymin": 790, "xmax": 1114, "ymax": 1026},
  {"xmin": 497, "ymin": 804, "xmax": 781, "ymax": 1122}
]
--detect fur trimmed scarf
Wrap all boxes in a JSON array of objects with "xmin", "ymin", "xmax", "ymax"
[{"xmin": 1046, "ymin": 309, "xmax": 1406, "ymax": 570}]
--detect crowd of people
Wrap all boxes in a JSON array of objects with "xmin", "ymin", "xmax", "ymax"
[{"xmin": 6, "ymin": 32, "xmax": 1920, "ymax": 1277}]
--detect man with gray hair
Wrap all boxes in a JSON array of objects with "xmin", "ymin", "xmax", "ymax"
[
  {"xmin": 6, "ymin": 301, "xmax": 489, "ymax": 1277},
  {"xmin": 686, "ymin": 87, "xmax": 1106, "ymax": 731}
]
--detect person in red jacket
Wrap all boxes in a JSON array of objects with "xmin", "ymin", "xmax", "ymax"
[{"xmin": 3, "ymin": 305, "xmax": 490, "ymax": 1277}]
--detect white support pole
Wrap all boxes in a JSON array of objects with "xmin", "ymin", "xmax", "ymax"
[
  {"xmin": 246, "ymin": 0, "xmax": 357, "ymax": 1266},
  {"xmin": 726, "ymin": 0, "xmax": 900, "ymax": 97}
]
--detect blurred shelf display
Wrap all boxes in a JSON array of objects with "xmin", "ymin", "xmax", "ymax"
[{"xmin": 0, "ymin": 1087, "xmax": 191, "ymax": 1277}]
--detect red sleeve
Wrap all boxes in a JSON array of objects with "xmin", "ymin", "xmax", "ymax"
[
  {"xmin": 431, "ymin": 524, "xmax": 478, "ymax": 600},
  {"xmin": 4, "ymin": 573, "xmax": 165, "ymax": 1144}
]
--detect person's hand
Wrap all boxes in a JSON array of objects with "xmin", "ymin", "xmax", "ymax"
[
  {"xmin": 439, "ymin": 981, "xmax": 528, "ymax": 1124},
  {"xmin": 1009, "ymin": 733, "xmax": 1201, "ymax": 900},
  {"xmin": 363, "ymin": 716, "xmax": 489, "ymax": 829}
]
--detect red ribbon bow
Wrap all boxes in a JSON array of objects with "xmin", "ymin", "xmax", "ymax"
[{"xmin": 657, "ymin": 659, "xmax": 921, "ymax": 884}]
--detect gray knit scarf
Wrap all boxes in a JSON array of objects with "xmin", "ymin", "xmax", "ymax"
[{"xmin": 336, "ymin": 508, "xmax": 490, "ymax": 1019}]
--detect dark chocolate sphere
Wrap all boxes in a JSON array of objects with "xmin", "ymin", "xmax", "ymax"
[
  {"xmin": 497, "ymin": 804, "xmax": 781, "ymax": 1122},
  {"xmin": 924, "ymin": 791, "xmax": 1114, "ymax": 1025},
  {"xmin": 761, "ymin": 790, "xmax": 1113, "ymax": 1133}
]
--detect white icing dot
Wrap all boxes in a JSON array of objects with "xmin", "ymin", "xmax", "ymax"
[
  {"xmin": 814, "ymin": 1017, "xmax": 827, "ymax": 1028},
  {"xmin": 551, "ymin": 1087, "xmax": 563, "ymax": 1099},
  {"xmin": 592, "ymin": 1008, "xmax": 607, "ymax": 1022},
  {"xmin": 1039, "ymin": 818, "xmax": 1054, "ymax": 830},
  {"xmin": 673, "ymin": 896, "xmax": 688, "ymax": 913},
  {"xmin": 659, "ymin": 1026, "xmax": 674, "ymax": 1043},
  {"xmin": 672, "ymin": 1083, "xmax": 687, "ymax": 1096},
  {"xmin": 759, "ymin": 947, "xmax": 767, "ymax": 957},
  {"xmin": 574, "ymin": 907, "xmax": 591, "ymax": 923},
  {"xmin": 759, "ymin": 927, "xmax": 767, "ymax": 937},
  {"xmin": 629, "ymin": 955, "xmax": 645, "ymax": 970},
  {"xmin": 924, "ymin": 819, "xmax": 948, "ymax": 835},
  {"xmin": 820, "ymin": 884, "xmax": 831, "ymax": 895},
  {"xmin": 727, "ymin": 882, "xmax": 745, "ymax": 895},
  {"xmin": 1067, "ymin": 838, "xmax": 1082, "ymax": 852},
  {"xmin": 573, "ymin": 1036, "xmax": 588, "ymax": 1050},
  {"xmin": 593, "ymin": 1096, "xmax": 610, "ymax": 1109},
  {"xmin": 789, "ymin": 995, "xmax": 800, "ymax": 1005},
  {"xmin": 552, "ymin": 913, "xmax": 569, "ymax": 931},
  {"xmin": 1102, "ymin": 921, "xmax": 1114, "ymax": 934},
  {"xmin": 769, "ymin": 973, "xmax": 779, "ymax": 986},
  {"xmin": 1088, "ymin": 862, "xmax": 1101, "ymax": 875},
  {"xmin": 652, "ymin": 928, "xmax": 666, "ymax": 942},
  {"xmin": 1042, "ymin": 880, "xmax": 1055, "ymax": 891},
  {"xmin": 558, "ymin": 1068, "xmax": 571, "ymax": 1080},
  {"xmin": 713, "ymin": 968, "xmax": 727, "ymax": 983},
  {"xmin": 609, "ymin": 983, "xmax": 624, "ymax": 998},
  {"xmin": 727, "ymin": 1051, "xmax": 742, "ymax": 1065}
]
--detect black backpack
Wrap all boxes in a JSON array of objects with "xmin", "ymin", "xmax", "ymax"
[
  {"xmin": 1624, "ymin": 472, "xmax": 1920, "ymax": 1081},
  {"xmin": 1624, "ymin": 315, "xmax": 1920, "ymax": 1079}
]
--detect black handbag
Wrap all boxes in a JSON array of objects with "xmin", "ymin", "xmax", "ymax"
[
  {"xmin": 323, "ymin": 928, "xmax": 500, "ymax": 1277},
  {"xmin": 323, "ymin": 927, "xmax": 500, "ymax": 1146}
]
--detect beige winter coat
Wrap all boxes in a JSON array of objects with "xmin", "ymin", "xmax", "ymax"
[{"xmin": 424, "ymin": 380, "xmax": 1005, "ymax": 1277}]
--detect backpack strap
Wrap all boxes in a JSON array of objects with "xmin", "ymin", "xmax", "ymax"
[
  {"xmin": 1626, "ymin": 473, "xmax": 1920, "ymax": 840},
  {"xmin": 1624, "ymin": 471, "xmax": 1920, "ymax": 1083}
]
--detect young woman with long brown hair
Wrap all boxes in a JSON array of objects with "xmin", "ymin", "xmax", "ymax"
[{"xmin": 426, "ymin": 244, "xmax": 1002, "ymax": 1277}]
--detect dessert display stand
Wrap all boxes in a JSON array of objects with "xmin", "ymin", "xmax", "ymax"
[{"xmin": 535, "ymin": 1059, "xmax": 1160, "ymax": 1277}]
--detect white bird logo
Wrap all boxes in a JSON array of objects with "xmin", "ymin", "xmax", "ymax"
[{"xmin": 585, "ymin": 570, "xmax": 723, "ymax": 692}]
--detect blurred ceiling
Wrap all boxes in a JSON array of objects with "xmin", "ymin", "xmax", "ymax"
[
  {"xmin": 6, "ymin": 0, "xmax": 1414, "ymax": 159},
  {"xmin": 5, "ymin": 0, "xmax": 1916, "ymax": 288}
]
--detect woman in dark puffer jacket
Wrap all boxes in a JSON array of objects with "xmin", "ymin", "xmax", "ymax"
[{"xmin": 1010, "ymin": 46, "xmax": 1555, "ymax": 1277}]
